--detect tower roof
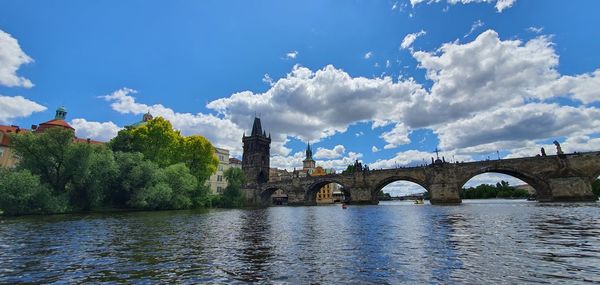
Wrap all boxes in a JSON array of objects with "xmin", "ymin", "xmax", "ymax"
[
  {"xmin": 305, "ymin": 142, "xmax": 313, "ymax": 160},
  {"xmin": 251, "ymin": 117, "xmax": 263, "ymax": 136}
]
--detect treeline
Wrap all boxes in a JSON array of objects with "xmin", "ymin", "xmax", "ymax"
[
  {"xmin": 460, "ymin": 181, "xmax": 530, "ymax": 199},
  {"xmin": 0, "ymin": 117, "xmax": 245, "ymax": 216}
]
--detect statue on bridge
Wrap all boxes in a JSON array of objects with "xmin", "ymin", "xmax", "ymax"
[{"xmin": 553, "ymin": 140, "xmax": 564, "ymax": 156}]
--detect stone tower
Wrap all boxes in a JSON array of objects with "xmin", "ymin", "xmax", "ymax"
[
  {"xmin": 242, "ymin": 117, "xmax": 271, "ymax": 184},
  {"xmin": 303, "ymin": 142, "xmax": 316, "ymax": 171}
]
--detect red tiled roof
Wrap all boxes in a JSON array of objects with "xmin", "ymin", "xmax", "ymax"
[
  {"xmin": 36, "ymin": 119, "xmax": 74, "ymax": 132},
  {"xmin": 229, "ymin": 157, "xmax": 242, "ymax": 164},
  {"xmin": 0, "ymin": 125, "xmax": 27, "ymax": 146}
]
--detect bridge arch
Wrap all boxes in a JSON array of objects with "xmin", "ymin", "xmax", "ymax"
[
  {"xmin": 260, "ymin": 186, "xmax": 292, "ymax": 205},
  {"xmin": 373, "ymin": 176, "xmax": 430, "ymax": 195},
  {"xmin": 306, "ymin": 179, "xmax": 350, "ymax": 204},
  {"xmin": 458, "ymin": 166, "xmax": 550, "ymax": 199}
]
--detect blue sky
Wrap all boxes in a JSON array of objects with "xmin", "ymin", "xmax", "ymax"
[{"xmin": 1, "ymin": 0, "xmax": 600, "ymax": 194}]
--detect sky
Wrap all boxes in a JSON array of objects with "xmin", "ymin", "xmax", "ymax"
[{"xmin": 1, "ymin": 0, "xmax": 600, "ymax": 195}]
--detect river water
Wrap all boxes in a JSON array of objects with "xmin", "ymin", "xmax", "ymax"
[{"xmin": 1, "ymin": 200, "xmax": 599, "ymax": 284}]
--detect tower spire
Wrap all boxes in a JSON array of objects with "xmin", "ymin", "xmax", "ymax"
[{"xmin": 251, "ymin": 117, "xmax": 263, "ymax": 136}]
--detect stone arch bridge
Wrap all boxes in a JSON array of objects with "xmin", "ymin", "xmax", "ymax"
[{"xmin": 244, "ymin": 152, "xmax": 600, "ymax": 205}]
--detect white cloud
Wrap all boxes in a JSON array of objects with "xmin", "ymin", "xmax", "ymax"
[
  {"xmin": 0, "ymin": 29, "xmax": 34, "ymax": 88},
  {"xmin": 314, "ymin": 144, "xmax": 345, "ymax": 159},
  {"xmin": 464, "ymin": 19, "xmax": 484, "ymax": 38},
  {"xmin": 527, "ymin": 26, "xmax": 544, "ymax": 34},
  {"xmin": 386, "ymin": 60, "xmax": 391, "ymax": 68},
  {"xmin": 355, "ymin": 131, "xmax": 364, "ymax": 137},
  {"xmin": 436, "ymin": 103, "xmax": 600, "ymax": 150},
  {"xmin": 364, "ymin": 51, "xmax": 373, "ymax": 59},
  {"xmin": 411, "ymin": 0, "xmax": 516, "ymax": 12},
  {"xmin": 271, "ymin": 150, "xmax": 362, "ymax": 172},
  {"xmin": 392, "ymin": 1, "xmax": 399, "ymax": 10},
  {"xmin": 400, "ymin": 30, "xmax": 426, "ymax": 50},
  {"xmin": 262, "ymin": 73, "xmax": 274, "ymax": 86},
  {"xmin": 285, "ymin": 50, "xmax": 298, "ymax": 59},
  {"xmin": 372, "ymin": 146, "xmax": 380, "ymax": 153},
  {"xmin": 381, "ymin": 123, "xmax": 411, "ymax": 149},
  {"xmin": 535, "ymin": 69, "xmax": 600, "ymax": 104},
  {"xmin": 101, "ymin": 88, "xmax": 247, "ymax": 155},
  {"xmin": 70, "ymin": 118, "xmax": 122, "ymax": 142},
  {"xmin": 0, "ymin": 95, "xmax": 46, "ymax": 123},
  {"xmin": 207, "ymin": 64, "xmax": 425, "ymax": 144}
]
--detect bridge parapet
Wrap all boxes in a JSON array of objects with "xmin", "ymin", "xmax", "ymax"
[{"xmin": 247, "ymin": 151, "xmax": 600, "ymax": 206}]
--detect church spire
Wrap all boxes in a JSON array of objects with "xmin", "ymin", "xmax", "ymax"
[
  {"xmin": 306, "ymin": 142, "xmax": 313, "ymax": 160},
  {"xmin": 251, "ymin": 117, "xmax": 263, "ymax": 137}
]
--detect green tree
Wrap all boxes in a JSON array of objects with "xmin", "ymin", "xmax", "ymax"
[
  {"xmin": 110, "ymin": 152, "xmax": 163, "ymax": 208},
  {"xmin": 592, "ymin": 179, "xmax": 600, "ymax": 199},
  {"xmin": 10, "ymin": 127, "xmax": 76, "ymax": 194},
  {"xmin": 68, "ymin": 145, "xmax": 118, "ymax": 210},
  {"xmin": 181, "ymin": 135, "xmax": 219, "ymax": 183},
  {"xmin": 0, "ymin": 169, "xmax": 67, "ymax": 215},
  {"xmin": 109, "ymin": 117, "xmax": 181, "ymax": 167},
  {"xmin": 221, "ymin": 167, "xmax": 246, "ymax": 208}
]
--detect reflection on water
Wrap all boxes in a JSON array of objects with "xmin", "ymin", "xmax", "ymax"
[{"xmin": 1, "ymin": 200, "xmax": 599, "ymax": 284}]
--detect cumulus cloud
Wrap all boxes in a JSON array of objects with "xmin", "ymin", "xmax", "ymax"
[
  {"xmin": 271, "ymin": 150, "xmax": 362, "ymax": 172},
  {"xmin": 314, "ymin": 144, "xmax": 345, "ymax": 159},
  {"xmin": 101, "ymin": 88, "xmax": 247, "ymax": 155},
  {"xmin": 410, "ymin": 0, "xmax": 516, "ymax": 12},
  {"xmin": 207, "ymin": 64, "xmax": 426, "ymax": 144},
  {"xmin": 364, "ymin": 51, "xmax": 373, "ymax": 59},
  {"xmin": 408, "ymin": 30, "xmax": 559, "ymax": 128},
  {"xmin": 70, "ymin": 118, "xmax": 122, "ymax": 142},
  {"xmin": 400, "ymin": 30, "xmax": 426, "ymax": 50},
  {"xmin": 0, "ymin": 29, "xmax": 34, "ymax": 88},
  {"xmin": 285, "ymin": 51, "xmax": 298, "ymax": 59},
  {"xmin": 0, "ymin": 95, "xmax": 46, "ymax": 123},
  {"xmin": 381, "ymin": 123, "xmax": 411, "ymax": 149},
  {"xmin": 372, "ymin": 146, "xmax": 380, "ymax": 153}
]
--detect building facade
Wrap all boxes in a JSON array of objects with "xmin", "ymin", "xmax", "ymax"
[
  {"xmin": 208, "ymin": 147, "xmax": 231, "ymax": 195},
  {"xmin": 0, "ymin": 126, "xmax": 23, "ymax": 168}
]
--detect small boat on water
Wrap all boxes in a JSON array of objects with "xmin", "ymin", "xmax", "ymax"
[
  {"xmin": 414, "ymin": 198, "xmax": 424, "ymax": 205},
  {"xmin": 341, "ymin": 203, "xmax": 348, "ymax": 209}
]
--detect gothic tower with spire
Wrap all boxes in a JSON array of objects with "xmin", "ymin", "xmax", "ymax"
[
  {"xmin": 303, "ymin": 142, "xmax": 316, "ymax": 171},
  {"xmin": 242, "ymin": 117, "xmax": 271, "ymax": 184}
]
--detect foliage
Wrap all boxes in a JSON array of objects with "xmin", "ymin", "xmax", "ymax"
[
  {"xmin": 460, "ymin": 180, "xmax": 530, "ymax": 199},
  {"xmin": 109, "ymin": 117, "xmax": 219, "ymax": 183},
  {"xmin": 181, "ymin": 135, "xmax": 219, "ymax": 183},
  {"xmin": 109, "ymin": 117, "xmax": 181, "ymax": 167},
  {"xmin": 220, "ymin": 167, "xmax": 246, "ymax": 208},
  {"xmin": 377, "ymin": 189, "xmax": 392, "ymax": 200},
  {"xmin": 593, "ymin": 179, "xmax": 600, "ymax": 200},
  {"xmin": 4, "ymin": 117, "xmax": 226, "ymax": 215},
  {"xmin": 10, "ymin": 127, "xmax": 77, "ymax": 194},
  {"xmin": 0, "ymin": 169, "xmax": 67, "ymax": 215}
]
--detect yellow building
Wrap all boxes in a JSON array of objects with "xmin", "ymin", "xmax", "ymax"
[
  {"xmin": 311, "ymin": 166, "xmax": 338, "ymax": 204},
  {"xmin": 207, "ymin": 147, "xmax": 242, "ymax": 195}
]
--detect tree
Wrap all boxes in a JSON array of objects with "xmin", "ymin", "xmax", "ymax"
[
  {"xmin": 181, "ymin": 135, "xmax": 219, "ymax": 183},
  {"xmin": 68, "ymin": 145, "xmax": 118, "ymax": 210},
  {"xmin": 221, "ymin": 167, "xmax": 246, "ymax": 208},
  {"xmin": 593, "ymin": 179, "xmax": 600, "ymax": 200},
  {"xmin": 10, "ymin": 128, "xmax": 76, "ymax": 194},
  {"xmin": 109, "ymin": 117, "xmax": 181, "ymax": 167},
  {"xmin": 0, "ymin": 169, "xmax": 66, "ymax": 215}
]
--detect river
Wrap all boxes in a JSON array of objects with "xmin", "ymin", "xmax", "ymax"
[{"xmin": 1, "ymin": 200, "xmax": 599, "ymax": 284}]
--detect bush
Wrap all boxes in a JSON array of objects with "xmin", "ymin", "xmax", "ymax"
[{"xmin": 0, "ymin": 169, "xmax": 67, "ymax": 215}]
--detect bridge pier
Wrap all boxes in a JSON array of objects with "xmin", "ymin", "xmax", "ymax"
[
  {"xmin": 545, "ymin": 176, "xmax": 597, "ymax": 202},
  {"xmin": 429, "ymin": 183, "xmax": 462, "ymax": 205},
  {"xmin": 347, "ymin": 187, "xmax": 379, "ymax": 205}
]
